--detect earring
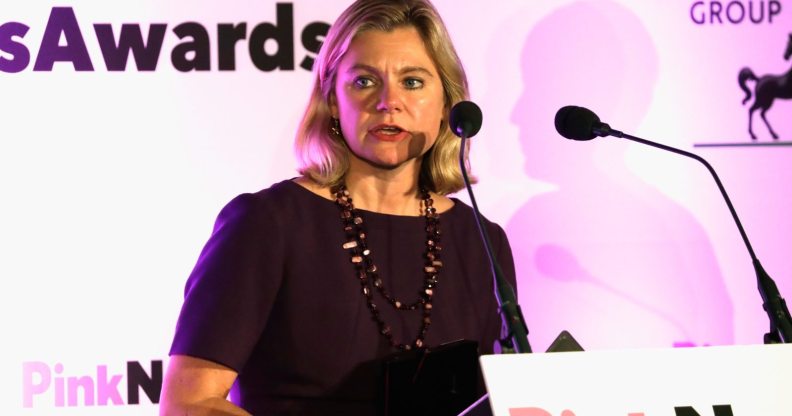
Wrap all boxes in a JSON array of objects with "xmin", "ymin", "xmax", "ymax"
[{"xmin": 330, "ymin": 117, "xmax": 342, "ymax": 137}]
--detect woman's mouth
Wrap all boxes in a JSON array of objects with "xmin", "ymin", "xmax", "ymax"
[{"xmin": 369, "ymin": 125, "xmax": 409, "ymax": 142}]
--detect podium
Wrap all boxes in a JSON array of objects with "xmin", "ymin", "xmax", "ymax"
[
  {"xmin": 380, "ymin": 339, "xmax": 482, "ymax": 416},
  {"xmin": 477, "ymin": 343, "xmax": 792, "ymax": 415},
  {"xmin": 378, "ymin": 332, "xmax": 583, "ymax": 415}
]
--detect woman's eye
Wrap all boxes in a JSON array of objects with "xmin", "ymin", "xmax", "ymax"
[
  {"xmin": 404, "ymin": 78, "xmax": 424, "ymax": 89},
  {"xmin": 353, "ymin": 77, "xmax": 375, "ymax": 89}
]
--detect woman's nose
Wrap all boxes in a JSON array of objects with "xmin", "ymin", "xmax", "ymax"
[{"xmin": 375, "ymin": 83, "xmax": 403, "ymax": 113}]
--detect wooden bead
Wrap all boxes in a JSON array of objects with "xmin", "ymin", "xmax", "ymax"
[{"xmin": 332, "ymin": 183, "xmax": 440, "ymax": 351}]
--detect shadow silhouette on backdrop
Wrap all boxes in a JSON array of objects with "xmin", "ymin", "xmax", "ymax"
[
  {"xmin": 504, "ymin": 1, "xmax": 734, "ymax": 352},
  {"xmin": 738, "ymin": 33, "xmax": 792, "ymax": 141}
]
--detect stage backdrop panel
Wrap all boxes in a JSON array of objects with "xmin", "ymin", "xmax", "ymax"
[{"xmin": 2, "ymin": 0, "xmax": 790, "ymax": 413}]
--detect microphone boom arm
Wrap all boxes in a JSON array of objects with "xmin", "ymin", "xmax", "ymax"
[
  {"xmin": 458, "ymin": 134, "xmax": 532, "ymax": 353},
  {"xmin": 604, "ymin": 127, "xmax": 792, "ymax": 344}
]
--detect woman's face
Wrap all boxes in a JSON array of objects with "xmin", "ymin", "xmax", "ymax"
[{"xmin": 330, "ymin": 26, "xmax": 446, "ymax": 171}]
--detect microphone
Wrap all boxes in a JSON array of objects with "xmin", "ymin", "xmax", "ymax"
[
  {"xmin": 554, "ymin": 105, "xmax": 792, "ymax": 344},
  {"xmin": 450, "ymin": 101, "xmax": 483, "ymax": 139},
  {"xmin": 554, "ymin": 105, "xmax": 623, "ymax": 140},
  {"xmin": 450, "ymin": 100, "xmax": 532, "ymax": 354}
]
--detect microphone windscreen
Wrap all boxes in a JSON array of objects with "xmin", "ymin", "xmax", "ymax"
[
  {"xmin": 555, "ymin": 105, "xmax": 600, "ymax": 141},
  {"xmin": 450, "ymin": 101, "xmax": 483, "ymax": 138}
]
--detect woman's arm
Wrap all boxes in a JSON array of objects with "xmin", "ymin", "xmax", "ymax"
[{"xmin": 159, "ymin": 355, "xmax": 250, "ymax": 416}]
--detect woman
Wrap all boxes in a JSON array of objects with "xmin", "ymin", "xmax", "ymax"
[{"xmin": 160, "ymin": 0, "xmax": 516, "ymax": 414}]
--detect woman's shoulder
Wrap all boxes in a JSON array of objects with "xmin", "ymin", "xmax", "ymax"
[
  {"xmin": 216, "ymin": 178, "xmax": 331, "ymax": 225},
  {"xmin": 445, "ymin": 197, "xmax": 507, "ymax": 234},
  {"xmin": 232, "ymin": 178, "xmax": 329, "ymax": 205}
]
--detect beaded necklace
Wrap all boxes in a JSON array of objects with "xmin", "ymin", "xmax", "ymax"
[{"xmin": 332, "ymin": 184, "xmax": 443, "ymax": 350}]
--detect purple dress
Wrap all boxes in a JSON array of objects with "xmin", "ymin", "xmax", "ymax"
[{"xmin": 169, "ymin": 179, "xmax": 516, "ymax": 415}]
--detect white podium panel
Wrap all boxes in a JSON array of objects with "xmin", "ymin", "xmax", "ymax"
[{"xmin": 480, "ymin": 344, "xmax": 792, "ymax": 416}]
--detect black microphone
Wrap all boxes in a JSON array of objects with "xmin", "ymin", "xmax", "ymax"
[
  {"xmin": 450, "ymin": 101, "xmax": 483, "ymax": 139},
  {"xmin": 554, "ymin": 105, "xmax": 623, "ymax": 140},
  {"xmin": 554, "ymin": 105, "xmax": 792, "ymax": 344},
  {"xmin": 450, "ymin": 100, "xmax": 532, "ymax": 354}
]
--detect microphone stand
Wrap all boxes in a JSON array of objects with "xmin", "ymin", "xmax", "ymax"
[
  {"xmin": 596, "ymin": 125, "xmax": 792, "ymax": 344},
  {"xmin": 458, "ymin": 133, "xmax": 532, "ymax": 354}
]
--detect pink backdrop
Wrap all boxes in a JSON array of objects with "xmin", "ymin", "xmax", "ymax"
[{"xmin": 2, "ymin": 0, "xmax": 791, "ymax": 413}]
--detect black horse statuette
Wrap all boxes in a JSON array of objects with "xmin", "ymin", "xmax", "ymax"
[{"xmin": 738, "ymin": 34, "xmax": 792, "ymax": 140}]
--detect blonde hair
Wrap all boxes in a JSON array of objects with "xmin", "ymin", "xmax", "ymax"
[{"xmin": 294, "ymin": 0, "xmax": 473, "ymax": 195}]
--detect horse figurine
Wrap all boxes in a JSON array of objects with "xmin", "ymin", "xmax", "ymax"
[{"xmin": 738, "ymin": 34, "xmax": 792, "ymax": 140}]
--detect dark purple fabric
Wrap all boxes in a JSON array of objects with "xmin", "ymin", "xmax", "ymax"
[{"xmin": 169, "ymin": 179, "xmax": 516, "ymax": 415}]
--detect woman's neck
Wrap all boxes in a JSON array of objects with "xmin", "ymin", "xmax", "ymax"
[
  {"xmin": 294, "ymin": 154, "xmax": 455, "ymax": 216},
  {"xmin": 343, "ymin": 158, "xmax": 424, "ymax": 216}
]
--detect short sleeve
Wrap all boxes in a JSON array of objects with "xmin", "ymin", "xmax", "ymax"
[{"xmin": 169, "ymin": 193, "xmax": 286, "ymax": 372}]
